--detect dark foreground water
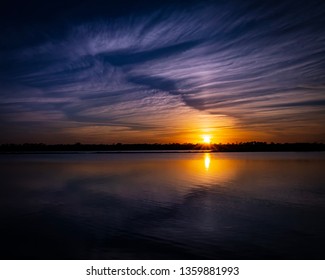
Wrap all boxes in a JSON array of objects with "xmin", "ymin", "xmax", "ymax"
[{"xmin": 1, "ymin": 152, "xmax": 325, "ymax": 259}]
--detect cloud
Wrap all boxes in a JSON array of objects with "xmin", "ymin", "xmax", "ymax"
[{"xmin": 0, "ymin": 0, "xmax": 325, "ymax": 143}]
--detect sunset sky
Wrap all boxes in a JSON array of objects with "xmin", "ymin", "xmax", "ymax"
[{"xmin": 1, "ymin": 0, "xmax": 325, "ymax": 144}]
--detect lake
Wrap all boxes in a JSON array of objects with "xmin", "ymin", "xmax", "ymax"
[{"xmin": 1, "ymin": 152, "xmax": 325, "ymax": 259}]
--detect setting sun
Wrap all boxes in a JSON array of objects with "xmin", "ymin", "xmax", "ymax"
[{"xmin": 203, "ymin": 135, "xmax": 211, "ymax": 144}]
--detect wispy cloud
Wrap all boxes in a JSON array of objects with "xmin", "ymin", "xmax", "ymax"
[{"xmin": 0, "ymin": 0, "xmax": 325, "ymax": 143}]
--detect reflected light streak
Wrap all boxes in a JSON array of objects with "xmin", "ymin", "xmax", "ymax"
[{"xmin": 204, "ymin": 153, "xmax": 211, "ymax": 170}]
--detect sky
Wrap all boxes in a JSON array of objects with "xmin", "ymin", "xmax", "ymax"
[{"xmin": 0, "ymin": 0, "xmax": 325, "ymax": 144}]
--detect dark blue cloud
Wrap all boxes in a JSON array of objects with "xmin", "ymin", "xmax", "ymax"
[
  {"xmin": 0, "ymin": 0, "xmax": 325, "ymax": 143},
  {"xmin": 127, "ymin": 75, "xmax": 178, "ymax": 93},
  {"xmin": 99, "ymin": 40, "xmax": 203, "ymax": 66}
]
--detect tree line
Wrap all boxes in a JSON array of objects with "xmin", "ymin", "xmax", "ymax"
[{"xmin": 0, "ymin": 142, "xmax": 324, "ymax": 152}]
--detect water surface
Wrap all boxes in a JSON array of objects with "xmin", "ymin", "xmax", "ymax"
[{"xmin": 1, "ymin": 152, "xmax": 325, "ymax": 259}]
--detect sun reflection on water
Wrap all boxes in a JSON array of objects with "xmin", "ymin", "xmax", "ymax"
[{"xmin": 204, "ymin": 153, "xmax": 211, "ymax": 170}]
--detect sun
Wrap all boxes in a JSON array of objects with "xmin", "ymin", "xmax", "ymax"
[{"xmin": 202, "ymin": 135, "xmax": 211, "ymax": 144}]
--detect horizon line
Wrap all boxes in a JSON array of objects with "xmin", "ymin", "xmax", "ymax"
[{"xmin": 1, "ymin": 141, "xmax": 325, "ymax": 145}]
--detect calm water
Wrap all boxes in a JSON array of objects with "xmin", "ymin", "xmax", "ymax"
[{"xmin": 1, "ymin": 152, "xmax": 325, "ymax": 259}]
